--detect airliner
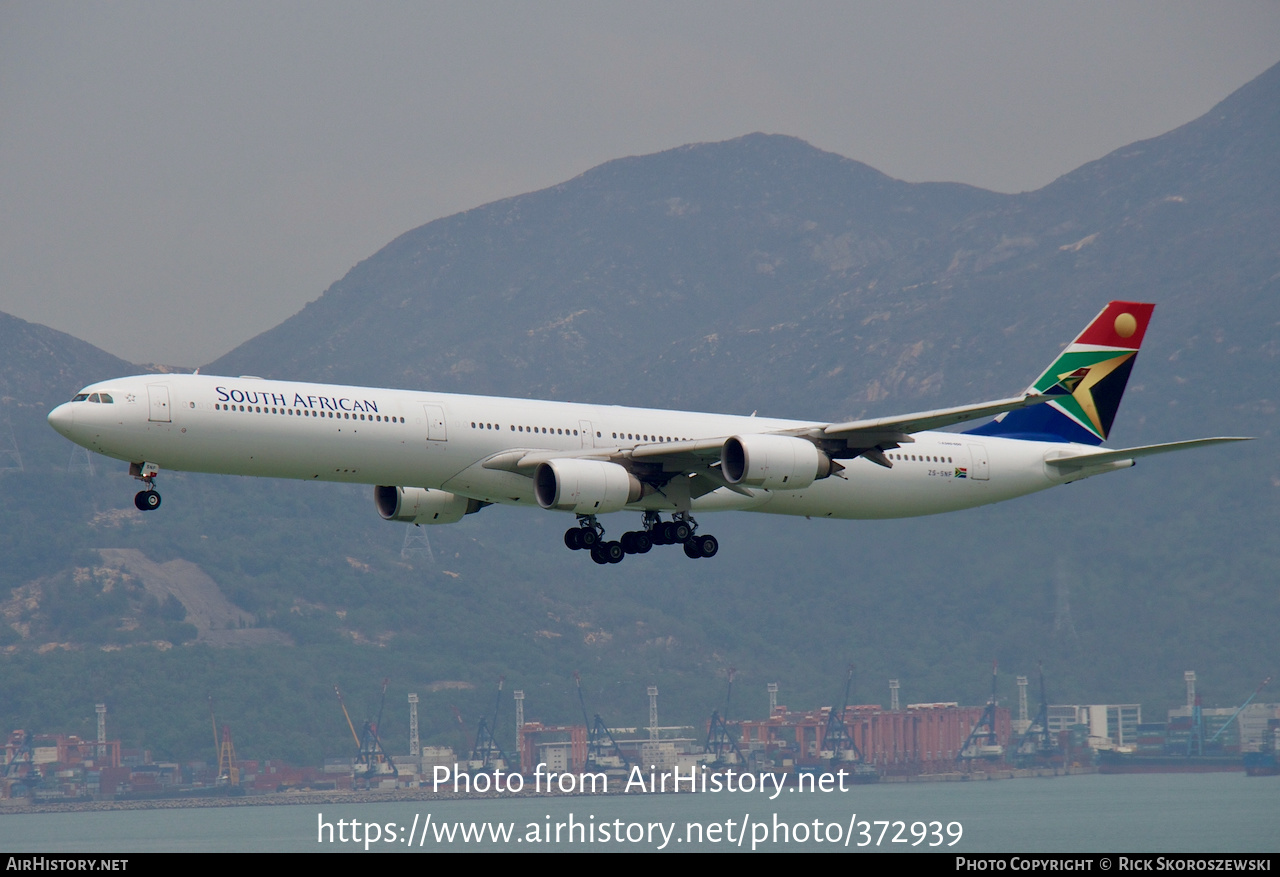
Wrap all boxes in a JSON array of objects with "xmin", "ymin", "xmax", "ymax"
[{"xmin": 47, "ymin": 302, "xmax": 1245, "ymax": 563}]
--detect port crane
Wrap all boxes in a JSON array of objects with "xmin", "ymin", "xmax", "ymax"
[
  {"xmin": 705, "ymin": 668, "xmax": 746, "ymax": 767},
  {"xmin": 1013, "ymin": 663, "xmax": 1060, "ymax": 766},
  {"xmin": 958, "ymin": 662, "xmax": 1004, "ymax": 763},
  {"xmin": 821, "ymin": 665, "xmax": 870, "ymax": 765},
  {"xmin": 574, "ymin": 672, "xmax": 630, "ymax": 772},
  {"xmin": 468, "ymin": 676, "xmax": 510, "ymax": 771},
  {"xmin": 1206, "ymin": 676, "xmax": 1272, "ymax": 748},
  {"xmin": 336, "ymin": 680, "xmax": 398, "ymax": 781},
  {"xmin": 3, "ymin": 730, "xmax": 35, "ymax": 794},
  {"xmin": 208, "ymin": 695, "xmax": 240, "ymax": 786}
]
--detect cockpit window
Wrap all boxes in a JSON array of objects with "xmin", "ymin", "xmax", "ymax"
[
  {"xmin": 72, "ymin": 393, "xmax": 89, "ymax": 402},
  {"xmin": 88, "ymin": 393, "xmax": 100, "ymax": 403},
  {"xmin": 98, "ymin": 393, "xmax": 113, "ymax": 403}
]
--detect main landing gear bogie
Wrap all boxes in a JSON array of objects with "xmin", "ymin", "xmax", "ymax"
[
  {"xmin": 684, "ymin": 533, "xmax": 719, "ymax": 559},
  {"xmin": 563, "ymin": 513, "xmax": 718, "ymax": 563}
]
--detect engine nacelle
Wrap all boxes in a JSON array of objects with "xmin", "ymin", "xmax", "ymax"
[
  {"xmin": 374, "ymin": 485, "xmax": 483, "ymax": 525},
  {"xmin": 534, "ymin": 459, "xmax": 643, "ymax": 515},
  {"xmin": 721, "ymin": 434, "xmax": 835, "ymax": 490}
]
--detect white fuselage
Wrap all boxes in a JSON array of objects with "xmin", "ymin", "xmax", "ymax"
[{"xmin": 48, "ymin": 373, "xmax": 1082, "ymax": 520}]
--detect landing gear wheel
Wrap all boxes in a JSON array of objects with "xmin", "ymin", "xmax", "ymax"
[
  {"xmin": 134, "ymin": 490, "xmax": 161, "ymax": 511},
  {"xmin": 622, "ymin": 531, "xmax": 654, "ymax": 554},
  {"xmin": 683, "ymin": 540, "xmax": 702, "ymax": 559},
  {"xmin": 579, "ymin": 527, "xmax": 600, "ymax": 548},
  {"xmin": 671, "ymin": 521, "xmax": 692, "ymax": 543},
  {"xmin": 605, "ymin": 541, "xmax": 625, "ymax": 563},
  {"xmin": 695, "ymin": 534, "xmax": 718, "ymax": 558},
  {"xmin": 590, "ymin": 543, "xmax": 610, "ymax": 564},
  {"xmin": 565, "ymin": 528, "xmax": 584, "ymax": 550}
]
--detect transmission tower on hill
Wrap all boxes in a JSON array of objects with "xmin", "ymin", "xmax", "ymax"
[
  {"xmin": 68, "ymin": 444, "xmax": 96, "ymax": 476},
  {"xmin": 0, "ymin": 407, "xmax": 22, "ymax": 472},
  {"xmin": 401, "ymin": 524, "xmax": 436, "ymax": 564}
]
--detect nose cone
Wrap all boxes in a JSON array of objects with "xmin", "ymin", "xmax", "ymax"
[{"xmin": 47, "ymin": 402, "xmax": 76, "ymax": 439}]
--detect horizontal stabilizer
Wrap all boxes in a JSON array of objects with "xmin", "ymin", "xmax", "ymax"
[{"xmin": 1044, "ymin": 437, "xmax": 1252, "ymax": 472}]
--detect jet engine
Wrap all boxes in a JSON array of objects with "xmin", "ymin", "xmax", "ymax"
[
  {"xmin": 721, "ymin": 434, "xmax": 838, "ymax": 490},
  {"xmin": 374, "ymin": 485, "xmax": 484, "ymax": 525},
  {"xmin": 534, "ymin": 459, "xmax": 643, "ymax": 515}
]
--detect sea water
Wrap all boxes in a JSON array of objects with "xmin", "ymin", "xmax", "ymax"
[{"xmin": 1, "ymin": 773, "xmax": 1276, "ymax": 853}]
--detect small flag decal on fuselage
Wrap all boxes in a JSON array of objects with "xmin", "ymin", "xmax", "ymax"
[{"xmin": 955, "ymin": 467, "xmax": 968, "ymax": 479}]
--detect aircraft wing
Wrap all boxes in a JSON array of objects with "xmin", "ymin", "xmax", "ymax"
[
  {"xmin": 804, "ymin": 393, "xmax": 1052, "ymax": 448},
  {"xmin": 758, "ymin": 392, "xmax": 1054, "ymax": 468},
  {"xmin": 492, "ymin": 393, "xmax": 1054, "ymax": 478},
  {"xmin": 626, "ymin": 393, "xmax": 1056, "ymax": 466}
]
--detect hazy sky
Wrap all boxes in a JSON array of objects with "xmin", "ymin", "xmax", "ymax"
[{"xmin": 3, "ymin": 2, "xmax": 1278, "ymax": 366}]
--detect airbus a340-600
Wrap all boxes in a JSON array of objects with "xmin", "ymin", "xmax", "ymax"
[{"xmin": 48, "ymin": 302, "xmax": 1245, "ymax": 564}]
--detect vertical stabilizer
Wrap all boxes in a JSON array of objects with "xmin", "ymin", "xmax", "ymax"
[{"xmin": 968, "ymin": 301, "xmax": 1154, "ymax": 445}]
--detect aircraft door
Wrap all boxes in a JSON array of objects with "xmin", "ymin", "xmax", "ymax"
[
  {"xmin": 147, "ymin": 384, "xmax": 171, "ymax": 423},
  {"xmin": 579, "ymin": 420, "xmax": 594, "ymax": 449},
  {"xmin": 423, "ymin": 405, "xmax": 447, "ymax": 441},
  {"xmin": 967, "ymin": 442, "xmax": 990, "ymax": 480}
]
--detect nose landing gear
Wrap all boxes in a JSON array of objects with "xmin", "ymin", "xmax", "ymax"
[{"xmin": 129, "ymin": 461, "xmax": 162, "ymax": 512}]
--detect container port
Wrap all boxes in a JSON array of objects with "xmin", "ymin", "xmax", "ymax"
[{"xmin": 3, "ymin": 669, "xmax": 1277, "ymax": 804}]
